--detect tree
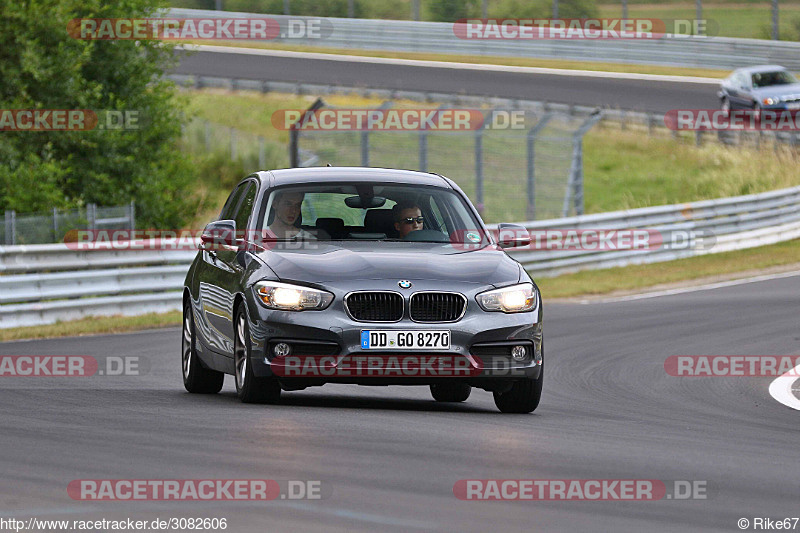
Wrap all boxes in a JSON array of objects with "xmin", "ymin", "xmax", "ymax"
[{"xmin": 0, "ymin": 0, "xmax": 195, "ymax": 227}]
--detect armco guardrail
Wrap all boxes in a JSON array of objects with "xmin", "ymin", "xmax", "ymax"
[
  {"xmin": 507, "ymin": 185, "xmax": 800, "ymax": 276},
  {"xmin": 1, "ymin": 186, "xmax": 799, "ymax": 328},
  {"xmin": 167, "ymin": 8, "xmax": 800, "ymax": 71}
]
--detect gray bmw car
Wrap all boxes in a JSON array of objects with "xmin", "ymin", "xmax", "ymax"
[{"xmin": 182, "ymin": 167, "xmax": 543, "ymax": 413}]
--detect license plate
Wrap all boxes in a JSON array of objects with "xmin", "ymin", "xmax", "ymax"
[
  {"xmin": 360, "ymin": 330, "xmax": 450, "ymax": 350},
  {"xmin": 787, "ymin": 103, "xmax": 800, "ymax": 110}
]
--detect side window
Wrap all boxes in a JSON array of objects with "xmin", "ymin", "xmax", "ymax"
[
  {"xmin": 232, "ymin": 182, "xmax": 257, "ymax": 231},
  {"xmin": 219, "ymin": 184, "xmax": 246, "ymax": 221}
]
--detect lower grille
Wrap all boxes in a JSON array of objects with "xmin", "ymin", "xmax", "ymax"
[
  {"xmin": 345, "ymin": 292, "xmax": 404, "ymax": 322},
  {"xmin": 410, "ymin": 292, "xmax": 466, "ymax": 322}
]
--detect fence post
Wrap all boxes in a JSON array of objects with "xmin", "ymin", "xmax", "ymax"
[
  {"xmin": 563, "ymin": 112, "xmax": 602, "ymax": 217},
  {"xmin": 87, "ymin": 203, "xmax": 96, "ymax": 230},
  {"xmin": 129, "ymin": 200, "xmax": 136, "ymax": 230},
  {"xmin": 475, "ymin": 128, "xmax": 484, "ymax": 215},
  {"xmin": 5, "ymin": 210, "xmax": 16, "ymax": 245},
  {"xmin": 361, "ymin": 131, "xmax": 370, "ymax": 166},
  {"xmin": 526, "ymin": 113, "xmax": 554, "ymax": 220},
  {"xmin": 230, "ymin": 128, "xmax": 237, "ymax": 161},
  {"xmin": 53, "ymin": 207, "xmax": 59, "ymax": 242},
  {"xmin": 290, "ymin": 98, "xmax": 325, "ymax": 168},
  {"xmin": 418, "ymin": 132, "xmax": 427, "ymax": 171},
  {"xmin": 695, "ymin": 130, "xmax": 703, "ymax": 146}
]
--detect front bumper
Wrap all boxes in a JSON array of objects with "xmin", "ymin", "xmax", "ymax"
[{"xmin": 244, "ymin": 283, "xmax": 543, "ymax": 387}]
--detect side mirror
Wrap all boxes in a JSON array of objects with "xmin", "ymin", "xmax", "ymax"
[
  {"xmin": 496, "ymin": 223, "xmax": 531, "ymax": 249},
  {"xmin": 200, "ymin": 220, "xmax": 237, "ymax": 250}
]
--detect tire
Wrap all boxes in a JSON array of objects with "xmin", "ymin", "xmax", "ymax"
[
  {"xmin": 721, "ymin": 97, "xmax": 730, "ymax": 116},
  {"xmin": 182, "ymin": 298, "xmax": 224, "ymax": 394},
  {"xmin": 493, "ymin": 364, "xmax": 543, "ymax": 414},
  {"xmin": 234, "ymin": 305, "xmax": 281, "ymax": 404},
  {"xmin": 430, "ymin": 382, "xmax": 471, "ymax": 403},
  {"xmin": 753, "ymin": 102, "xmax": 762, "ymax": 121}
]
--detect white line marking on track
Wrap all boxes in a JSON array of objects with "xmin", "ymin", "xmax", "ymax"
[
  {"xmin": 769, "ymin": 365, "xmax": 800, "ymax": 410},
  {"xmin": 578, "ymin": 270, "xmax": 800, "ymax": 304},
  {"xmin": 181, "ymin": 44, "xmax": 722, "ymax": 84}
]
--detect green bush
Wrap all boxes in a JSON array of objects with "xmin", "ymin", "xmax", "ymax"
[
  {"xmin": 0, "ymin": 0, "xmax": 195, "ymax": 227},
  {"xmin": 426, "ymin": 0, "xmax": 480, "ymax": 22}
]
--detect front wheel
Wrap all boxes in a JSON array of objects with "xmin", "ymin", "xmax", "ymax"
[
  {"xmin": 720, "ymin": 97, "xmax": 731, "ymax": 116},
  {"xmin": 430, "ymin": 382, "xmax": 471, "ymax": 403},
  {"xmin": 182, "ymin": 299, "xmax": 224, "ymax": 394},
  {"xmin": 234, "ymin": 305, "xmax": 281, "ymax": 404},
  {"xmin": 753, "ymin": 102, "xmax": 762, "ymax": 121},
  {"xmin": 493, "ymin": 365, "xmax": 543, "ymax": 414}
]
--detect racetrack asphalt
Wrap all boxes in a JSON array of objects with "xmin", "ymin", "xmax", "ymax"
[
  {"xmin": 173, "ymin": 48, "xmax": 721, "ymax": 113},
  {"xmin": 1, "ymin": 273, "xmax": 797, "ymax": 532}
]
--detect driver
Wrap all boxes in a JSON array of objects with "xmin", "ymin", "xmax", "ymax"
[
  {"xmin": 267, "ymin": 191, "xmax": 316, "ymax": 240},
  {"xmin": 392, "ymin": 201, "xmax": 424, "ymax": 239}
]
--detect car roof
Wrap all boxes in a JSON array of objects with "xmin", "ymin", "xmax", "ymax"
[
  {"xmin": 735, "ymin": 65, "xmax": 788, "ymax": 75},
  {"xmin": 255, "ymin": 167, "xmax": 452, "ymax": 188}
]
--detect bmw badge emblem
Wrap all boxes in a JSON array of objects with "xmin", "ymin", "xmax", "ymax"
[{"xmin": 398, "ymin": 280, "xmax": 412, "ymax": 289}]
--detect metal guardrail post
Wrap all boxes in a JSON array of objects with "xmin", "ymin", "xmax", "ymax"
[
  {"xmin": 53, "ymin": 208, "xmax": 59, "ymax": 242},
  {"xmin": 129, "ymin": 201, "xmax": 136, "ymax": 230}
]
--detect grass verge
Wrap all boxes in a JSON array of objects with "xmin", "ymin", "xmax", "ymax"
[
  {"xmin": 0, "ymin": 312, "xmax": 181, "ymax": 343},
  {"xmin": 536, "ymin": 238, "xmax": 800, "ymax": 299}
]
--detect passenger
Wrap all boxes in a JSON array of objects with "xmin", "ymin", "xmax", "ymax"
[
  {"xmin": 392, "ymin": 201, "xmax": 424, "ymax": 239},
  {"xmin": 267, "ymin": 191, "xmax": 316, "ymax": 239}
]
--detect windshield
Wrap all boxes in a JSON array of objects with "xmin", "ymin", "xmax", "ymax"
[
  {"xmin": 751, "ymin": 70, "xmax": 798, "ymax": 88},
  {"xmin": 257, "ymin": 183, "xmax": 487, "ymax": 244}
]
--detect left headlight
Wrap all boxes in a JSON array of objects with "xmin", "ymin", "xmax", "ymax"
[
  {"xmin": 254, "ymin": 281, "xmax": 334, "ymax": 311},
  {"xmin": 476, "ymin": 283, "xmax": 538, "ymax": 313}
]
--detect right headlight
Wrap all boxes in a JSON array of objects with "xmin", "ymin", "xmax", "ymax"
[
  {"xmin": 254, "ymin": 281, "xmax": 333, "ymax": 311},
  {"xmin": 476, "ymin": 283, "xmax": 538, "ymax": 313}
]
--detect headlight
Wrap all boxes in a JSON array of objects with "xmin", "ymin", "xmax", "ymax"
[
  {"xmin": 762, "ymin": 97, "xmax": 779, "ymax": 105},
  {"xmin": 476, "ymin": 283, "xmax": 538, "ymax": 313},
  {"xmin": 255, "ymin": 281, "xmax": 333, "ymax": 311}
]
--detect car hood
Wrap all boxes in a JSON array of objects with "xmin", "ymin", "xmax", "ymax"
[
  {"xmin": 751, "ymin": 83, "xmax": 800, "ymax": 99},
  {"xmin": 255, "ymin": 241, "xmax": 521, "ymax": 286}
]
